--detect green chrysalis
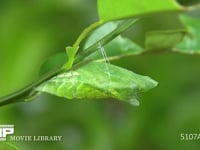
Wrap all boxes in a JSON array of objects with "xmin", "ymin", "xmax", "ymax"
[{"xmin": 36, "ymin": 62, "xmax": 158, "ymax": 106}]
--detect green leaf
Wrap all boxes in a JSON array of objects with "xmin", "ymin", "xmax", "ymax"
[
  {"xmin": 85, "ymin": 35, "xmax": 143, "ymax": 60},
  {"xmin": 83, "ymin": 21, "xmax": 143, "ymax": 60},
  {"xmin": 36, "ymin": 62, "xmax": 158, "ymax": 106},
  {"xmin": 174, "ymin": 15, "xmax": 200, "ymax": 54},
  {"xmin": 130, "ymin": 13, "xmax": 187, "ymax": 51},
  {"xmin": 82, "ymin": 13, "xmax": 186, "ymax": 61},
  {"xmin": 83, "ymin": 22, "xmax": 118, "ymax": 49},
  {"xmin": 145, "ymin": 30, "xmax": 186, "ymax": 50},
  {"xmin": 0, "ymin": 143, "xmax": 19, "ymax": 150},
  {"xmin": 39, "ymin": 53, "xmax": 68, "ymax": 76},
  {"xmin": 74, "ymin": 19, "xmax": 139, "ymax": 63},
  {"xmin": 98, "ymin": 0, "xmax": 183, "ymax": 21}
]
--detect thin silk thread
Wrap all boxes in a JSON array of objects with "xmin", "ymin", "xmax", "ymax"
[{"xmin": 98, "ymin": 42, "xmax": 111, "ymax": 79}]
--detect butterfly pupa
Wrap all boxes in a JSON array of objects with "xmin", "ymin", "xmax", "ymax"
[{"xmin": 37, "ymin": 61, "xmax": 158, "ymax": 106}]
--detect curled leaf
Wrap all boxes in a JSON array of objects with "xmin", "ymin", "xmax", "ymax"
[{"xmin": 36, "ymin": 62, "xmax": 158, "ymax": 105}]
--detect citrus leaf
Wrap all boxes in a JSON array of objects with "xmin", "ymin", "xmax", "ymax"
[
  {"xmin": 174, "ymin": 15, "xmax": 200, "ymax": 54},
  {"xmin": 85, "ymin": 35, "xmax": 143, "ymax": 60},
  {"xmin": 98, "ymin": 0, "xmax": 183, "ymax": 21},
  {"xmin": 129, "ymin": 13, "xmax": 187, "ymax": 51},
  {"xmin": 145, "ymin": 30, "xmax": 186, "ymax": 50},
  {"xmin": 36, "ymin": 62, "xmax": 158, "ymax": 106},
  {"xmin": 83, "ymin": 22, "xmax": 118, "ymax": 50},
  {"xmin": 74, "ymin": 19, "xmax": 139, "ymax": 63},
  {"xmin": 83, "ymin": 21, "xmax": 143, "ymax": 60},
  {"xmin": 82, "ymin": 13, "xmax": 186, "ymax": 61}
]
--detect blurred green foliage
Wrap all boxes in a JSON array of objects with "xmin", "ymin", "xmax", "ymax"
[
  {"xmin": 0, "ymin": 0, "xmax": 200, "ymax": 150},
  {"xmin": 0, "ymin": 142, "xmax": 19, "ymax": 150}
]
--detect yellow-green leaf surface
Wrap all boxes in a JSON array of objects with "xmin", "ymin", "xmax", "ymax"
[
  {"xmin": 37, "ymin": 62, "xmax": 158, "ymax": 106},
  {"xmin": 98, "ymin": 0, "xmax": 183, "ymax": 21}
]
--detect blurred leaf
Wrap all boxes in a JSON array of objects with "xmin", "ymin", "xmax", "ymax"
[
  {"xmin": 174, "ymin": 15, "xmax": 200, "ymax": 54},
  {"xmin": 145, "ymin": 30, "xmax": 186, "ymax": 50},
  {"xmin": 98, "ymin": 0, "xmax": 182, "ymax": 21},
  {"xmin": 0, "ymin": 143, "xmax": 19, "ymax": 150},
  {"xmin": 177, "ymin": 0, "xmax": 200, "ymax": 6},
  {"xmin": 129, "ymin": 13, "xmax": 187, "ymax": 51},
  {"xmin": 37, "ymin": 62, "xmax": 158, "ymax": 105},
  {"xmin": 39, "ymin": 53, "xmax": 67, "ymax": 76}
]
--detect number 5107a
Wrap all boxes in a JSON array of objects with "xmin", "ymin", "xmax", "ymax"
[{"xmin": 180, "ymin": 133, "xmax": 200, "ymax": 141}]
